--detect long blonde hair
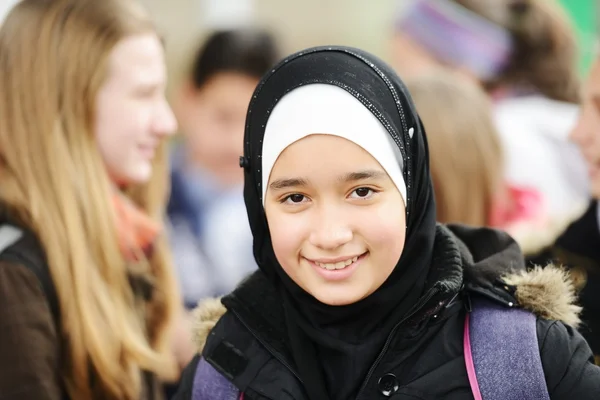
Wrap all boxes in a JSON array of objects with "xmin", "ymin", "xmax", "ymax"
[
  {"xmin": 0, "ymin": 0, "xmax": 179, "ymax": 398},
  {"xmin": 408, "ymin": 72, "xmax": 504, "ymax": 227}
]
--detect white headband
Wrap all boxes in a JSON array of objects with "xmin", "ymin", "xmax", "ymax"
[{"xmin": 261, "ymin": 84, "xmax": 406, "ymax": 205}]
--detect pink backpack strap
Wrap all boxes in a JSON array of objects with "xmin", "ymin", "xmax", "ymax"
[{"xmin": 463, "ymin": 313, "xmax": 483, "ymax": 400}]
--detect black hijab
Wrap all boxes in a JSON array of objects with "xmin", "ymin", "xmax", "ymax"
[{"xmin": 240, "ymin": 46, "xmax": 437, "ymax": 399}]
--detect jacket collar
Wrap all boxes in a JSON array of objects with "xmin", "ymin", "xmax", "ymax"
[{"xmin": 191, "ymin": 224, "xmax": 582, "ymax": 354}]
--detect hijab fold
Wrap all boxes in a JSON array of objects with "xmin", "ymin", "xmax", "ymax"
[{"xmin": 241, "ymin": 47, "xmax": 437, "ymax": 399}]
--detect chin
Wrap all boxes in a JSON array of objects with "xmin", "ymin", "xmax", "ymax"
[
  {"xmin": 311, "ymin": 288, "xmax": 367, "ymax": 307},
  {"xmin": 120, "ymin": 165, "xmax": 153, "ymax": 185}
]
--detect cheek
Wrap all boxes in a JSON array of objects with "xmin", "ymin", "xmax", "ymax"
[
  {"xmin": 267, "ymin": 210, "xmax": 307, "ymax": 270},
  {"xmin": 95, "ymin": 100, "xmax": 153, "ymax": 181},
  {"xmin": 96, "ymin": 99, "xmax": 146, "ymax": 143},
  {"xmin": 364, "ymin": 203, "xmax": 406, "ymax": 263}
]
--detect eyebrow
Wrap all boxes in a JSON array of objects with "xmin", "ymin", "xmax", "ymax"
[
  {"xmin": 268, "ymin": 169, "xmax": 386, "ymax": 191},
  {"xmin": 338, "ymin": 170, "xmax": 386, "ymax": 183},
  {"xmin": 269, "ymin": 177, "xmax": 309, "ymax": 191}
]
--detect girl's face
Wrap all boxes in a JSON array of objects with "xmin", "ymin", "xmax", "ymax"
[
  {"xmin": 95, "ymin": 33, "xmax": 177, "ymax": 185},
  {"xmin": 571, "ymin": 60, "xmax": 600, "ymax": 199},
  {"xmin": 177, "ymin": 72, "xmax": 259, "ymax": 187},
  {"xmin": 264, "ymin": 134, "xmax": 406, "ymax": 306}
]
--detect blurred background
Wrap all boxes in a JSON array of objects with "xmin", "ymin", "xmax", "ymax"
[
  {"xmin": 137, "ymin": 0, "xmax": 598, "ymax": 95},
  {"xmin": 1, "ymin": 0, "xmax": 598, "ymax": 306}
]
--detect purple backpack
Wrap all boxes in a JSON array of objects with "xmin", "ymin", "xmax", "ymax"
[
  {"xmin": 464, "ymin": 297, "xmax": 550, "ymax": 400},
  {"xmin": 192, "ymin": 297, "xmax": 550, "ymax": 399}
]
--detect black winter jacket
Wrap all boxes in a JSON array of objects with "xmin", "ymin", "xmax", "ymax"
[{"xmin": 175, "ymin": 225, "xmax": 600, "ymax": 399}]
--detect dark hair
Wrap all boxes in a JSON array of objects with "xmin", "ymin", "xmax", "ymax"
[
  {"xmin": 456, "ymin": 0, "xmax": 580, "ymax": 103},
  {"xmin": 190, "ymin": 28, "xmax": 279, "ymax": 89}
]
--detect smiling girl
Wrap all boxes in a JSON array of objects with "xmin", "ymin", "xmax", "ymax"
[
  {"xmin": 0, "ymin": 0, "xmax": 184, "ymax": 399},
  {"xmin": 175, "ymin": 46, "xmax": 600, "ymax": 399}
]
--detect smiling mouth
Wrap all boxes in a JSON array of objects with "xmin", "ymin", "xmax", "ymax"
[{"xmin": 311, "ymin": 253, "xmax": 367, "ymax": 271}]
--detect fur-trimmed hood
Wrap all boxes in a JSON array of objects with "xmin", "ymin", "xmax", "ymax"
[{"xmin": 190, "ymin": 225, "xmax": 582, "ymax": 353}]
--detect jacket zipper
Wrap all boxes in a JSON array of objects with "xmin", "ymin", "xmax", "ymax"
[{"xmin": 354, "ymin": 287, "xmax": 440, "ymax": 400}]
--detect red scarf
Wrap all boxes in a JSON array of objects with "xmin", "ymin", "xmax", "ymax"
[{"xmin": 112, "ymin": 192, "xmax": 160, "ymax": 262}]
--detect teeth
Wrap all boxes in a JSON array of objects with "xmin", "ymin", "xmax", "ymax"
[{"xmin": 316, "ymin": 256, "xmax": 359, "ymax": 270}]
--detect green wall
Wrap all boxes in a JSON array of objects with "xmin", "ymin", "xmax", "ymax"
[{"xmin": 558, "ymin": 0, "xmax": 597, "ymax": 74}]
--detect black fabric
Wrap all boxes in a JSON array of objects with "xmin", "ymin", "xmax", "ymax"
[
  {"xmin": 0, "ymin": 215, "xmax": 168, "ymax": 400},
  {"xmin": 0, "ymin": 225, "xmax": 60, "ymax": 324},
  {"xmin": 206, "ymin": 340, "xmax": 249, "ymax": 379},
  {"xmin": 527, "ymin": 200, "xmax": 600, "ymax": 357},
  {"xmin": 241, "ymin": 46, "xmax": 437, "ymax": 399}
]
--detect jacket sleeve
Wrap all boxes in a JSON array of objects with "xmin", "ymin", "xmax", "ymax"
[
  {"xmin": 0, "ymin": 261, "xmax": 62, "ymax": 399},
  {"xmin": 538, "ymin": 319, "xmax": 600, "ymax": 398}
]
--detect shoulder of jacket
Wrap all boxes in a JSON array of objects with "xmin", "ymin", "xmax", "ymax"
[{"xmin": 191, "ymin": 298, "xmax": 228, "ymax": 354}]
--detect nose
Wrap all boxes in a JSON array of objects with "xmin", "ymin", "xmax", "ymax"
[
  {"xmin": 308, "ymin": 206, "xmax": 353, "ymax": 250},
  {"xmin": 153, "ymin": 97, "xmax": 178, "ymax": 137}
]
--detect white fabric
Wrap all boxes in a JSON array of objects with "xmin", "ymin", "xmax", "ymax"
[
  {"xmin": 0, "ymin": 225, "xmax": 22, "ymax": 253},
  {"xmin": 493, "ymin": 95, "xmax": 590, "ymax": 219},
  {"xmin": 261, "ymin": 84, "xmax": 406, "ymax": 205}
]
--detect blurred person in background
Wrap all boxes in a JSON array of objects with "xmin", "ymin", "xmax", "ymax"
[
  {"xmin": 529, "ymin": 57, "xmax": 600, "ymax": 363},
  {"xmin": 0, "ymin": 0, "xmax": 193, "ymax": 398},
  {"xmin": 392, "ymin": 0, "xmax": 589, "ymax": 224},
  {"xmin": 168, "ymin": 28, "xmax": 279, "ymax": 309},
  {"xmin": 408, "ymin": 72, "xmax": 555, "ymax": 256}
]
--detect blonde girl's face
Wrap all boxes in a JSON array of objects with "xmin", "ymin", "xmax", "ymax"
[{"xmin": 95, "ymin": 33, "xmax": 177, "ymax": 185}]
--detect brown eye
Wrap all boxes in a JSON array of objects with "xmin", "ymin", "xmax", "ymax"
[
  {"xmin": 282, "ymin": 194, "xmax": 307, "ymax": 204},
  {"xmin": 350, "ymin": 187, "xmax": 375, "ymax": 199},
  {"xmin": 355, "ymin": 188, "xmax": 370, "ymax": 197}
]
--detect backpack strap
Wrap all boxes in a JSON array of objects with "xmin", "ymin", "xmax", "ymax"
[
  {"xmin": 464, "ymin": 295, "xmax": 550, "ymax": 400},
  {"xmin": 192, "ymin": 357, "xmax": 242, "ymax": 400},
  {"xmin": 0, "ymin": 224, "xmax": 60, "ymax": 323}
]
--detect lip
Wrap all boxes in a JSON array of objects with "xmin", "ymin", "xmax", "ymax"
[
  {"xmin": 306, "ymin": 252, "xmax": 368, "ymax": 282},
  {"xmin": 308, "ymin": 254, "xmax": 365, "ymax": 264}
]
